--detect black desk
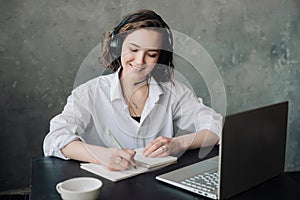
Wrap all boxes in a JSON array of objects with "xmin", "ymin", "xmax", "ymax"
[{"xmin": 30, "ymin": 147, "xmax": 300, "ymax": 200}]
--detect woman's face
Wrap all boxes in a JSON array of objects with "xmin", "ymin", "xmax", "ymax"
[{"xmin": 120, "ymin": 28, "xmax": 162, "ymax": 81}]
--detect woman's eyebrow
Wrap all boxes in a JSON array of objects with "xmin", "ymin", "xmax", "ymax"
[{"xmin": 129, "ymin": 43, "xmax": 160, "ymax": 52}]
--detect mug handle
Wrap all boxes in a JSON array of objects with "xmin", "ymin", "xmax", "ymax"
[{"xmin": 56, "ymin": 182, "xmax": 63, "ymax": 194}]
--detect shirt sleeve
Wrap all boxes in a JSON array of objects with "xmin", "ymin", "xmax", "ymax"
[
  {"xmin": 43, "ymin": 87, "xmax": 91, "ymax": 159},
  {"xmin": 172, "ymin": 81, "xmax": 223, "ymax": 137}
]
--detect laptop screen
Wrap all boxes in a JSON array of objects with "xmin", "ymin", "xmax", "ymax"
[{"xmin": 219, "ymin": 101, "xmax": 288, "ymax": 199}]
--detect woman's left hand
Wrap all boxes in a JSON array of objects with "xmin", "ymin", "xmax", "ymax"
[
  {"xmin": 142, "ymin": 130, "xmax": 219, "ymax": 158},
  {"xmin": 142, "ymin": 136, "xmax": 181, "ymax": 158}
]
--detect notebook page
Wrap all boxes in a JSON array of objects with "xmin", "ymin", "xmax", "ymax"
[
  {"xmin": 134, "ymin": 148, "xmax": 177, "ymax": 168},
  {"xmin": 80, "ymin": 163, "xmax": 148, "ymax": 182}
]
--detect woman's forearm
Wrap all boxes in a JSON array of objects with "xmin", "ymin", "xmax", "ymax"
[
  {"xmin": 175, "ymin": 130, "xmax": 220, "ymax": 150},
  {"xmin": 61, "ymin": 140, "xmax": 101, "ymax": 164}
]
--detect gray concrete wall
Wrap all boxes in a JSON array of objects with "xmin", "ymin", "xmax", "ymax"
[{"xmin": 1, "ymin": 0, "xmax": 299, "ymax": 192}]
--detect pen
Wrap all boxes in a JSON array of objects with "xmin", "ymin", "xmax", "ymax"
[
  {"xmin": 105, "ymin": 130, "xmax": 137, "ymax": 169},
  {"xmin": 106, "ymin": 130, "xmax": 123, "ymax": 149}
]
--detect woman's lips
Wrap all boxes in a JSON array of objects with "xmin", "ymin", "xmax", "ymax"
[{"xmin": 130, "ymin": 64, "xmax": 145, "ymax": 71}]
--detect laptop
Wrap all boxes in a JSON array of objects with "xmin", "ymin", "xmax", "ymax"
[{"xmin": 156, "ymin": 101, "xmax": 288, "ymax": 199}]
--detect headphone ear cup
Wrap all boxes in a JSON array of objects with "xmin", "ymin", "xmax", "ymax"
[{"xmin": 109, "ymin": 35, "xmax": 121, "ymax": 60}]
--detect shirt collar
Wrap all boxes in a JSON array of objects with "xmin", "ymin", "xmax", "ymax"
[
  {"xmin": 110, "ymin": 68, "xmax": 123, "ymax": 102},
  {"xmin": 147, "ymin": 76, "xmax": 164, "ymax": 104},
  {"xmin": 110, "ymin": 69, "xmax": 164, "ymax": 103}
]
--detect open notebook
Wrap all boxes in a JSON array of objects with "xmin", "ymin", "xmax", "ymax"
[{"xmin": 80, "ymin": 149, "xmax": 177, "ymax": 182}]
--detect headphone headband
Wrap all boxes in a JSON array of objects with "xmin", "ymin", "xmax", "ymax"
[{"xmin": 112, "ymin": 13, "xmax": 171, "ymax": 37}]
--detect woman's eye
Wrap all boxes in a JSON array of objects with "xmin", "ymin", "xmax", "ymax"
[
  {"xmin": 130, "ymin": 48, "xmax": 138, "ymax": 52},
  {"xmin": 148, "ymin": 53, "xmax": 158, "ymax": 58}
]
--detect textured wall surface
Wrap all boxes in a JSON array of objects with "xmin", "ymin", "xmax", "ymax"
[{"xmin": 1, "ymin": 0, "xmax": 299, "ymax": 192}]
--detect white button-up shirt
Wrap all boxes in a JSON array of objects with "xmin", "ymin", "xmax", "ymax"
[{"xmin": 43, "ymin": 71, "xmax": 223, "ymax": 159}]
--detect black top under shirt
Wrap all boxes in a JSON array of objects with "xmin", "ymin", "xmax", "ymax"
[{"xmin": 131, "ymin": 116, "xmax": 141, "ymax": 123}]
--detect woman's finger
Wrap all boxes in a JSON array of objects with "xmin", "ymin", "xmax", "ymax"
[
  {"xmin": 114, "ymin": 148, "xmax": 136, "ymax": 168},
  {"xmin": 143, "ymin": 137, "xmax": 171, "ymax": 156},
  {"xmin": 148, "ymin": 145, "xmax": 169, "ymax": 158},
  {"xmin": 115, "ymin": 156, "xmax": 132, "ymax": 170},
  {"xmin": 123, "ymin": 148, "xmax": 137, "ymax": 167}
]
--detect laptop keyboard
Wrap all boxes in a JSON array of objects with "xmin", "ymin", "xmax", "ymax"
[{"xmin": 181, "ymin": 170, "xmax": 219, "ymax": 193}]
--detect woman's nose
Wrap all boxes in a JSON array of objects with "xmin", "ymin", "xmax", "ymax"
[{"xmin": 134, "ymin": 51, "xmax": 145, "ymax": 66}]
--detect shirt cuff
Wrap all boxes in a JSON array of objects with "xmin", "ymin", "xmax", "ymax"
[{"xmin": 46, "ymin": 135, "xmax": 84, "ymax": 160}]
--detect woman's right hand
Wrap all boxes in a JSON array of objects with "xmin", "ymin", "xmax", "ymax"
[
  {"xmin": 62, "ymin": 141, "xmax": 136, "ymax": 171},
  {"xmin": 84, "ymin": 144, "xmax": 137, "ymax": 171}
]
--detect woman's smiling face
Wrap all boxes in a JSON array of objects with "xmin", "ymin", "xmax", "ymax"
[{"xmin": 120, "ymin": 28, "xmax": 163, "ymax": 81}]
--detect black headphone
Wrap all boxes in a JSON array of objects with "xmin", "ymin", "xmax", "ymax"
[{"xmin": 108, "ymin": 13, "xmax": 173, "ymax": 61}]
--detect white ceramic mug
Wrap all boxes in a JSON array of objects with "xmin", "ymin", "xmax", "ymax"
[{"xmin": 56, "ymin": 177, "xmax": 102, "ymax": 200}]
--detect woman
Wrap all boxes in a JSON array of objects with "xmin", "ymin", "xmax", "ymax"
[{"xmin": 43, "ymin": 10, "xmax": 222, "ymax": 171}]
